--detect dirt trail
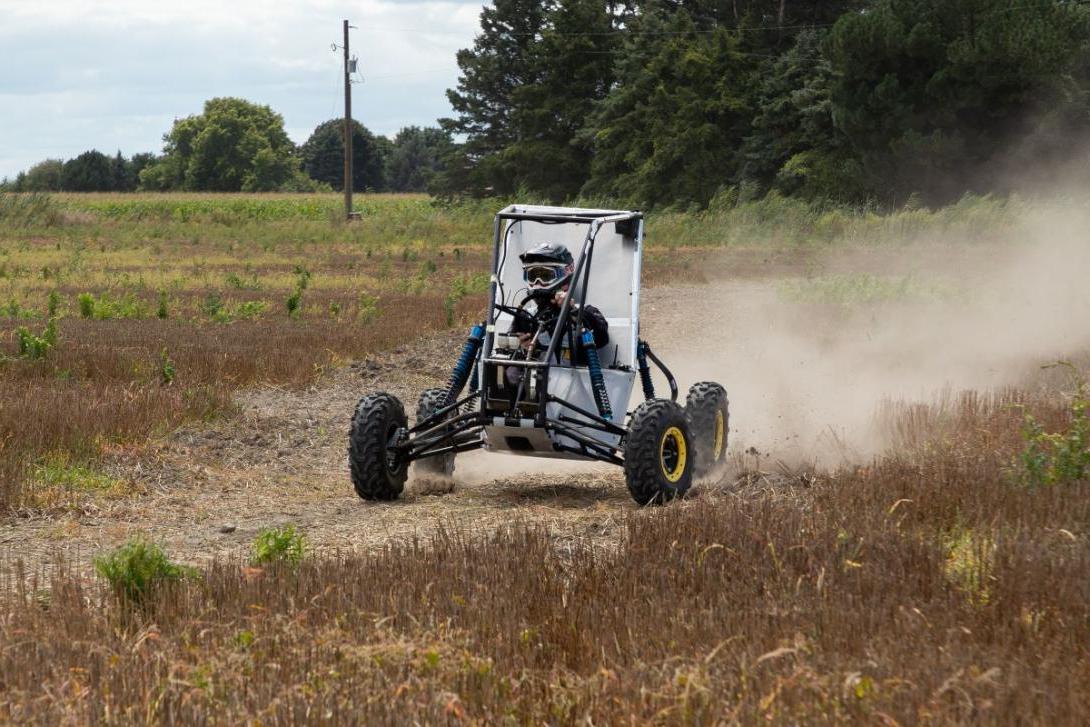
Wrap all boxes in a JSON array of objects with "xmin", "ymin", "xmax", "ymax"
[{"xmin": 2, "ymin": 284, "xmax": 758, "ymax": 570}]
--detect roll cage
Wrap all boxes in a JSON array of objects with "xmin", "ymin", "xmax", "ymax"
[{"xmin": 389, "ymin": 205, "xmax": 678, "ymax": 468}]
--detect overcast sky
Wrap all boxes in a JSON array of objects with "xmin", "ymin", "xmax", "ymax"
[{"xmin": 0, "ymin": 0, "xmax": 484, "ymax": 180}]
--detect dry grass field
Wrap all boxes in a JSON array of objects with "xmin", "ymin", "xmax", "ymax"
[
  {"xmin": 1, "ymin": 192, "xmax": 1088, "ymax": 723},
  {"xmin": 2, "ymin": 390, "xmax": 1088, "ymax": 724},
  {"xmin": 0, "ymin": 193, "xmax": 495, "ymax": 510}
]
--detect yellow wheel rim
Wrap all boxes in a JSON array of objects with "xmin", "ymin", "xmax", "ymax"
[
  {"xmin": 659, "ymin": 426, "xmax": 688, "ymax": 483},
  {"xmin": 713, "ymin": 409, "xmax": 725, "ymax": 461}
]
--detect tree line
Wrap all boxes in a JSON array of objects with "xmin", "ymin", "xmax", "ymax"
[
  {"xmin": 2, "ymin": 98, "xmax": 453, "ymax": 194},
  {"xmin": 436, "ymin": 0, "xmax": 1090, "ymax": 207},
  {"xmin": 6, "ymin": 1, "xmax": 1087, "ymax": 207}
]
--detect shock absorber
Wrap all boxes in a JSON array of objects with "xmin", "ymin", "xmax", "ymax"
[
  {"xmin": 582, "ymin": 330, "xmax": 613, "ymax": 421},
  {"xmin": 636, "ymin": 339, "xmax": 656, "ymax": 400},
  {"xmin": 443, "ymin": 323, "xmax": 485, "ymax": 407}
]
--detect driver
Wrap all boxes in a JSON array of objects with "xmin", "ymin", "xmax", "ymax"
[{"xmin": 510, "ymin": 242, "xmax": 609, "ymax": 364}]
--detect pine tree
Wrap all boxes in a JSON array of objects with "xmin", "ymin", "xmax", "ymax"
[
  {"xmin": 439, "ymin": 0, "xmax": 552, "ymax": 195},
  {"xmin": 581, "ymin": 10, "xmax": 755, "ymax": 207},
  {"xmin": 827, "ymin": 0, "xmax": 1090, "ymax": 203},
  {"xmin": 299, "ymin": 119, "xmax": 386, "ymax": 192},
  {"xmin": 740, "ymin": 29, "xmax": 861, "ymax": 199},
  {"xmin": 385, "ymin": 127, "xmax": 455, "ymax": 192},
  {"xmin": 500, "ymin": 0, "xmax": 618, "ymax": 200}
]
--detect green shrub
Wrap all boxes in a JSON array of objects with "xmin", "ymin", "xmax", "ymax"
[
  {"xmin": 1019, "ymin": 366, "xmax": 1090, "ymax": 487},
  {"xmin": 443, "ymin": 273, "xmax": 489, "ymax": 327},
  {"xmin": 357, "ymin": 293, "xmax": 379, "ymax": 323},
  {"xmin": 16, "ymin": 318, "xmax": 57, "ymax": 360},
  {"xmin": 47, "ymin": 290, "xmax": 60, "ymax": 317},
  {"xmin": 159, "ymin": 348, "xmax": 176, "ymax": 386},
  {"xmin": 76, "ymin": 292, "xmax": 146, "ymax": 319},
  {"xmin": 942, "ymin": 527, "xmax": 994, "ymax": 606},
  {"xmin": 286, "ymin": 287, "xmax": 302, "ymax": 318},
  {"xmin": 234, "ymin": 300, "xmax": 267, "ymax": 320},
  {"xmin": 201, "ymin": 294, "xmax": 229, "ymax": 323},
  {"xmin": 4, "ymin": 298, "xmax": 33, "ymax": 319},
  {"xmin": 93, "ymin": 539, "xmax": 195, "ymax": 604},
  {"xmin": 78, "ymin": 292, "xmax": 95, "ymax": 318},
  {"xmin": 251, "ymin": 525, "xmax": 306, "ymax": 566},
  {"xmin": 284, "ymin": 267, "xmax": 311, "ymax": 319},
  {"xmin": 293, "ymin": 266, "xmax": 311, "ymax": 290},
  {"xmin": 443, "ymin": 294, "xmax": 457, "ymax": 327},
  {"xmin": 225, "ymin": 272, "xmax": 260, "ymax": 290},
  {"xmin": 0, "ymin": 192, "xmax": 62, "ymax": 227},
  {"xmin": 156, "ymin": 290, "xmax": 169, "ymax": 319}
]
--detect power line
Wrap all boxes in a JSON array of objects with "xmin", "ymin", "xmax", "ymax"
[
  {"xmin": 357, "ymin": 20, "xmax": 838, "ymax": 38},
  {"xmin": 362, "ymin": 67, "xmax": 460, "ymax": 81}
]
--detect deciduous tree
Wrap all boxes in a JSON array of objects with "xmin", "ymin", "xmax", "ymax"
[
  {"xmin": 19, "ymin": 159, "xmax": 64, "ymax": 192},
  {"xmin": 141, "ymin": 97, "xmax": 298, "ymax": 192}
]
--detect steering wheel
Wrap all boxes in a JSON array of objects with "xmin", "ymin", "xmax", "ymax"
[{"xmin": 493, "ymin": 301, "xmax": 543, "ymax": 332}]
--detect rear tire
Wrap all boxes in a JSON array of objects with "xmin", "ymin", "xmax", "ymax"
[
  {"xmin": 623, "ymin": 399, "xmax": 693, "ymax": 505},
  {"xmin": 686, "ymin": 382, "xmax": 729, "ymax": 481},
  {"xmin": 413, "ymin": 388, "xmax": 456, "ymax": 478},
  {"xmin": 348, "ymin": 392, "xmax": 408, "ymax": 501}
]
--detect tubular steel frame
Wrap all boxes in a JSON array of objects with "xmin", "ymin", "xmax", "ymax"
[{"xmin": 391, "ymin": 207, "xmax": 677, "ymax": 467}]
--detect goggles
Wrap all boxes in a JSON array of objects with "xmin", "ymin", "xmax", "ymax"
[{"xmin": 523, "ymin": 263, "xmax": 566, "ymax": 286}]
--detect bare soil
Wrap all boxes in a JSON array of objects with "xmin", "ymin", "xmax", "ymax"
[{"xmin": 1, "ymin": 284, "xmax": 761, "ymax": 571}]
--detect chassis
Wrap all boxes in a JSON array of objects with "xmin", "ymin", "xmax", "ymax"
[{"xmin": 349, "ymin": 205, "xmax": 729, "ymax": 505}]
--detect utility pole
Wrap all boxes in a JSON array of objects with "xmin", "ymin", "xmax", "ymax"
[{"xmin": 342, "ymin": 19, "xmax": 355, "ymax": 221}]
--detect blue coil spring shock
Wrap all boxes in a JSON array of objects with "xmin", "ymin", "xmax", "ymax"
[
  {"xmin": 443, "ymin": 324, "xmax": 485, "ymax": 407},
  {"xmin": 636, "ymin": 340, "xmax": 656, "ymax": 400},
  {"xmin": 582, "ymin": 330, "xmax": 613, "ymax": 421}
]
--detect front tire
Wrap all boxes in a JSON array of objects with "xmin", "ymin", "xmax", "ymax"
[
  {"xmin": 413, "ymin": 388, "xmax": 456, "ymax": 478},
  {"xmin": 686, "ymin": 382, "xmax": 729, "ymax": 481},
  {"xmin": 624, "ymin": 399, "xmax": 693, "ymax": 505},
  {"xmin": 348, "ymin": 392, "xmax": 408, "ymax": 501}
]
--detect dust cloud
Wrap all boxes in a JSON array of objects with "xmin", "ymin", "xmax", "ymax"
[{"xmin": 653, "ymin": 198, "xmax": 1090, "ymax": 465}]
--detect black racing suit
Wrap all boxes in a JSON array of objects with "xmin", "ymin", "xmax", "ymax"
[{"xmin": 509, "ymin": 299, "xmax": 610, "ymax": 366}]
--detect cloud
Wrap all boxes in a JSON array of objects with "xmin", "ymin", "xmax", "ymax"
[{"xmin": 0, "ymin": 0, "xmax": 483, "ymax": 178}]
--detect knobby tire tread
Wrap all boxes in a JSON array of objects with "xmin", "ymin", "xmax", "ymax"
[
  {"xmin": 414, "ymin": 388, "xmax": 456, "ymax": 478},
  {"xmin": 624, "ymin": 399, "xmax": 692, "ymax": 506},
  {"xmin": 348, "ymin": 392, "xmax": 407, "ymax": 501},
  {"xmin": 685, "ymin": 381, "xmax": 729, "ymax": 480}
]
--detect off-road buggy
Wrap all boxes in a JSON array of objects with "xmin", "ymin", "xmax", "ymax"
[{"xmin": 348, "ymin": 205, "xmax": 729, "ymax": 505}]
